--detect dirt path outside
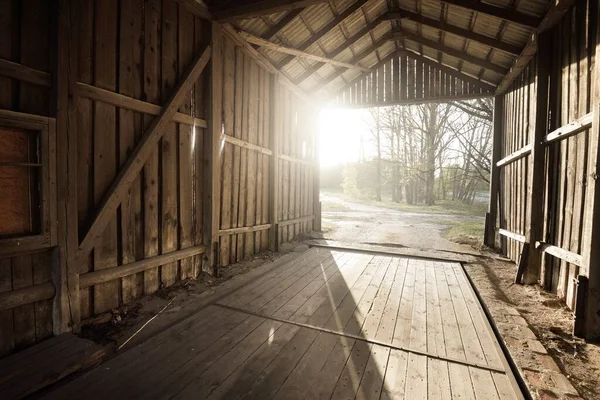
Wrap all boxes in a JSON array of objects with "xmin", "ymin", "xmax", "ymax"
[{"xmin": 320, "ymin": 192, "xmax": 483, "ymax": 255}]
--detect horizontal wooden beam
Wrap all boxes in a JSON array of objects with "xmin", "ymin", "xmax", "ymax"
[
  {"xmin": 214, "ymin": 0, "xmax": 328, "ymax": 21},
  {"xmin": 384, "ymin": 10, "xmax": 522, "ymax": 55},
  {"xmin": 495, "ymin": 0, "xmax": 576, "ymax": 94},
  {"xmin": 441, "ymin": 0, "xmax": 542, "ymax": 27},
  {"xmin": 238, "ymin": 30, "xmax": 371, "ymax": 71},
  {"xmin": 79, "ymin": 45, "xmax": 212, "ymax": 257},
  {"xmin": 222, "ymin": 24, "xmax": 312, "ymax": 102},
  {"xmin": 544, "ymin": 112, "xmax": 593, "ymax": 144},
  {"xmin": 0, "ymin": 58, "xmax": 51, "ymax": 86},
  {"xmin": 294, "ymin": 14, "xmax": 387, "ymax": 85},
  {"xmin": 278, "ymin": 154, "xmax": 317, "ymax": 166},
  {"xmin": 76, "ymin": 82, "xmax": 208, "ymax": 128},
  {"xmin": 218, "ymin": 224, "xmax": 273, "ymax": 236},
  {"xmin": 498, "ymin": 228, "xmax": 526, "ymax": 243},
  {"xmin": 496, "ymin": 144, "xmax": 532, "ymax": 167},
  {"xmin": 333, "ymin": 93, "xmax": 493, "ymax": 109},
  {"xmin": 278, "ymin": 215, "xmax": 315, "ymax": 227},
  {"xmin": 276, "ymin": 0, "xmax": 371, "ymax": 69},
  {"xmin": 79, "ymin": 246, "xmax": 206, "ymax": 288},
  {"xmin": 0, "ymin": 282, "xmax": 55, "ymax": 312},
  {"xmin": 536, "ymin": 242, "xmax": 583, "ymax": 267},
  {"xmin": 391, "ymin": 30, "xmax": 508, "ymax": 74},
  {"xmin": 223, "ymin": 134, "xmax": 273, "ymax": 155}
]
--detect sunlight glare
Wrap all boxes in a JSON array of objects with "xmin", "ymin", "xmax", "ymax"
[{"xmin": 319, "ymin": 108, "xmax": 366, "ymax": 167}]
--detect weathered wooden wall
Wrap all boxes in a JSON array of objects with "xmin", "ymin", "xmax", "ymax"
[
  {"xmin": 331, "ymin": 51, "xmax": 495, "ymax": 108},
  {"xmin": 217, "ymin": 35, "xmax": 316, "ymax": 266},
  {"xmin": 0, "ymin": 0, "xmax": 56, "ymax": 356},
  {"xmin": 492, "ymin": 0, "xmax": 597, "ymax": 315},
  {"xmin": 0, "ymin": 0, "xmax": 320, "ymax": 358},
  {"xmin": 74, "ymin": 0, "xmax": 210, "ymax": 319}
]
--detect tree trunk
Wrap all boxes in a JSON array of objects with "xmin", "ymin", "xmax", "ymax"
[{"xmin": 375, "ymin": 109, "xmax": 382, "ymax": 201}]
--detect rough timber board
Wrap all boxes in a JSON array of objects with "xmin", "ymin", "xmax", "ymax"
[{"xmin": 45, "ymin": 248, "xmax": 525, "ymax": 399}]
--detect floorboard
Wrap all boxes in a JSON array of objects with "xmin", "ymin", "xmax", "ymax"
[{"xmin": 44, "ymin": 248, "xmax": 525, "ymax": 400}]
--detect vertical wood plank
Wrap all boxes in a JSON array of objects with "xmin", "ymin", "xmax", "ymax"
[
  {"xmin": 269, "ymin": 76, "xmax": 280, "ymax": 251},
  {"xmin": 581, "ymin": 0, "xmax": 600, "ymax": 340},
  {"xmin": 160, "ymin": 0, "xmax": 179, "ymax": 287},
  {"xmin": 0, "ymin": 258, "xmax": 13, "ymax": 355},
  {"xmin": 245, "ymin": 61, "xmax": 258, "ymax": 256},
  {"xmin": 143, "ymin": 0, "xmax": 161, "ymax": 293},
  {"xmin": 230, "ymin": 46, "xmax": 243, "ymax": 263},
  {"xmin": 485, "ymin": 95, "xmax": 503, "ymax": 248},
  {"xmin": 236, "ymin": 54, "xmax": 249, "ymax": 259},
  {"xmin": 219, "ymin": 38, "xmax": 235, "ymax": 266},
  {"xmin": 178, "ymin": 6, "xmax": 195, "ymax": 277},
  {"xmin": 12, "ymin": 255, "xmax": 35, "ymax": 348},
  {"xmin": 76, "ymin": 0, "xmax": 94, "ymax": 320},
  {"xmin": 119, "ymin": 0, "xmax": 144, "ymax": 302},
  {"xmin": 203, "ymin": 21, "xmax": 222, "ymax": 274},
  {"xmin": 93, "ymin": 0, "xmax": 119, "ymax": 313},
  {"xmin": 522, "ymin": 34, "xmax": 550, "ymax": 284}
]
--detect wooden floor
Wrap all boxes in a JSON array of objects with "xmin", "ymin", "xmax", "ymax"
[{"xmin": 45, "ymin": 248, "xmax": 524, "ymax": 399}]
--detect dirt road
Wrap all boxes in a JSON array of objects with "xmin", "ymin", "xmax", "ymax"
[{"xmin": 320, "ymin": 193, "xmax": 483, "ymax": 256}]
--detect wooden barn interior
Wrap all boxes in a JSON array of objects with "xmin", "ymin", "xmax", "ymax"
[{"xmin": 0, "ymin": 0, "xmax": 599, "ymax": 398}]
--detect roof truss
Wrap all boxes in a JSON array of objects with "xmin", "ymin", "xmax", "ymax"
[
  {"xmin": 384, "ymin": 9, "xmax": 522, "ymax": 55},
  {"xmin": 214, "ymin": 0, "xmax": 328, "ymax": 21},
  {"xmin": 440, "ymin": 0, "xmax": 542, "ymax": 27}
]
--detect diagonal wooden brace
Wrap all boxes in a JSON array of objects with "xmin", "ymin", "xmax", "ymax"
[{"xmin": 78, "ymin": 44, "xmax": 212, "ymax": 258}]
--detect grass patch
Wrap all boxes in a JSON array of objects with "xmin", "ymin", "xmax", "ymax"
[{"xmin": 433, "ymin": 218, "xmax": 485, "ymax": 248}]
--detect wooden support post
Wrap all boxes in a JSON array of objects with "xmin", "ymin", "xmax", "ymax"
[
  {"xmin": 203, "ymin": 22, "xmax": 223, "ymax": 275},
  {"xmin": 581, "ymin": 3, "xmax": 600, "ymax": 340},
  {"xmin": 268, "ymin": 75, "xmax": 280, "ymax": 251},
  {"xmin": 485, "ymin": 95, "xmax": 503, "ymax": 248},
  {"xmin": 312, "ymin": 106, "xmax": 321, "ymax": 232},
  {"xmin": 52, "ymin": 0, "xmax": 80, "ymax": 333},
  {"xmin": 520, "ymin": 32, "xmax": 551, "ymax": 285}
]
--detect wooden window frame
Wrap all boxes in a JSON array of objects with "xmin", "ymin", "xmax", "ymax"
[{"xmin": 0, "ymin": 110, "xmax": 56, "ymax": 257}]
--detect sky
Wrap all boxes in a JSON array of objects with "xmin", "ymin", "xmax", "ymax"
[{"xmin": 318, "ymin": 107, "xmax": 368, "ymax": 167}]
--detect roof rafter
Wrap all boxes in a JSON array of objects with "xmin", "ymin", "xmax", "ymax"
[
  {"xmin": 440, "ymin": 0, "xmax": 542, "ymax": 27},
  {"xmin": 276, "ymin": 0, "xmax": 371, "ymax": 69},
  {"xmin": 315, "ymin": 31, "xmax": 393, "ymax": 90},
  {"xmin": 238, "ymin": 29, "xmax": 371, "ymax": 71},
  {"xmin": 389, "ymin": 30, "xmax": 508, "ymax": 74},
  {"xmin": 213, "ymin": 0, "xmax": 328, "ymax": 21},
  {"xmin": 294, "ymin": 14, "xmax": 387, "ymax": 85},
  {"xmin": 261, "ymin": 8, "xmax": 304, "ymax": 40},
  {"xmin": 384, "ymin": 9, "xmax": 522, "ymax": 55}
]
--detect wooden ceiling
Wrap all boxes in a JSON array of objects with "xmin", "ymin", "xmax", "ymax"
[{"xmin": 202, "ymin": 0, "xmax": 574, "ymax": 99}]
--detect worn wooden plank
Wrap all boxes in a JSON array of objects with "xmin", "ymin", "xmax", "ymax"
[
  {"xmin": 178, "ymin": 5, "xmax": 195, "ymax": 279},
  {"xmin": 12, "ymin": 255, "xmax": 35, "ymax": 348},
  {"xmin": 219, "ymin": 38, "xmax": 235, "ymax": 266},
  {"xmin": 236, "ymin": 54, "xmax": 250, "ymax": 260},
  {"xmin": 522, "ymin": 32, "xmax": 551, "ymax": 285},
  {"xmin": 143, "ymin": 0, "xmax": 161, "ymax": 295},
  {"xmin": 119, "ymin": 0, "xmax": 144, "ymax": 302},
  {"xmin": 93, "ymin": 0, "xmax": 119, "ymax": 314},
  {"xmin": 160, "ymin": 0, "xmax": 180, "ymax": 287},
  {"xmin": 244, "ymin": 61, "xmax": 259, "ymax": 256},
  {"xmin": 230, "ymin": 45, "xmax": 244, "ymax": 263},
  {"xmin": 76, "ymin": 0, "xmax": 94, "ymax": 320},
  {"xmin": 0, "ymin": 257, "xmax": 14, "ymax": 355}
]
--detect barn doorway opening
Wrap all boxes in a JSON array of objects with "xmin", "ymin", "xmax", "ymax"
[{"xmin": 317, "ymin": 100, "xmax": 492, "ymax": 256}]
